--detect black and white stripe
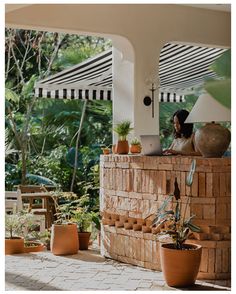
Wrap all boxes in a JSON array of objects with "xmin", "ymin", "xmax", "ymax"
[{"xmin": 35, "ymin": 44, "xmax": 227, "ymax": 102}]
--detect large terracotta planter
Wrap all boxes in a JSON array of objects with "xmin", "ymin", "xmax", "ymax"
[
  {"xmin": 5, "ymin": 237, "xmax": 24, "ymax": 255},
  {"xmin": 116, "ymin": 140, "xmax": 129, "ymax": 154},
  {"xmin": 24, "ymin": 241, "xmax": 45, "ymax": 253},
  {"xmin": 160, "ymin": 243, "xmax": 202, "ymax": 287},
  {"xmin": 78, "ymin": 232, "xmax": 91, "ymax": 250},
  {"xmin": 51, "ymin": 223, "xmax": 79, "ymax": 255}
]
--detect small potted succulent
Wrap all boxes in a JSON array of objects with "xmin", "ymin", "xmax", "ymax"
[
  {"xmin": 70, "ymin": 208, "xmax": 96, "ymax": 250},
  {"xmin": 113, "ymin": 120, "xmax": 133, "ymax": 154},
  {"xmin": 130, "ymin": 137, "xmax": 142, "ymax": 154},
  {"xmin": 153, "ymin": 160, "xmax": 202, "ymax": 288}
]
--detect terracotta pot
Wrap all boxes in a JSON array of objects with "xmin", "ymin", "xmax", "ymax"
[
  {"xmin": 130, "ymin": 144, "xmax": 142, "ymax": 154},
  {"xmin": 133, "ymin": 224, "xmax": 142, "ymax": 231},
  {"xmin": 102, "ymin": 149, "xmax": 110, "ymax": 155},
  {"xmin": 142, "ymin": 226, "xmax": 152, "ymax": 233},
  {"xmin": 160, "ymin": 243, "xmax": 202, "ymax": 287},
  {"xmin": 5, "ymin": 237, "xmax": 24, "ymax": 255},
  {"xmin": 24, "ymin": 241, "xmax": 45, "ymax": 253},
  {"xmin": 78, "ymin": 232, "xmax": 91, "ymax": 250},
  {"xmin": 116, "ymin": 140, "xmax": 129, "ymax": 154},
  {"xmin": 51, "ymin": 224, "xmax": 79, "ymax": 255},
  {"xmin": 124, "ymin": 222, "xmax": 133, "ymax": 230}
]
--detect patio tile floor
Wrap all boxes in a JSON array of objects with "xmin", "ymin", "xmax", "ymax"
[{"xmin": 5, "ymin": 246, "xmax": 231, "ymax": 291}]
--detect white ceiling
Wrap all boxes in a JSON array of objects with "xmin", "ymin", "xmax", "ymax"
[
  {"xmin": 182, "ymin": 4, "xmax": 231, "ymax": 12},
  {"xmin": 5, "ymin": 4, "xmax": 231, "ymax": 14}
]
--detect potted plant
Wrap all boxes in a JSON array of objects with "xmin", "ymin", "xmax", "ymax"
[
  {"xmin": 153, "ymin": 160, "xmax": 202, "ymax": 288},
  {"xmin": 101, "ymin": 145, "xmax": 111, "ymax": 155},
  {"xmin": 71, "ymin": 208, "xmax": 95, "ymax": 250},
  {"xmin": 22, "ymin": 212, "xmax": 45, "ymax": 253},
  {"xmin": 5, "ymin": 213, "xmax": 25, "ymax": 255},
  {"xmin": 113, "ymin": 120, "xmax": 133, "ymax": 154},
  {"xmin": 50, "ymin": 194, "xmax": 79, "ymax": 255},
  {"xmin": 130, "ymin": 137, "xmax": 142, "ymax": 154}
]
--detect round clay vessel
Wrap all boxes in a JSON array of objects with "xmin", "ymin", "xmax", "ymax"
[
  {"xmin": 116, "ymin": 140, "xmax": 129, "ymax": 154},
  {"xmin": 130, "ymin": 145, "xmax": 141, "ymax": 154},
  {"xmin": 24, "ymin": 241, "xmax": 45, "ymax": 253},
  {"xmin": 160, "ymin": 243, "xmax": 202, "ymax": 287},
  {"xmin": 51, "ymin": 224, "xmax": 79, "ymax": 255},
  {"xmin": 5, "ymin": 237, "xmax": 24, "ymax": 255}
]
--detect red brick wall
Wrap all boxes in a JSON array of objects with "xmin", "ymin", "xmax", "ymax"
[{"xmin": 100, "ymin": 155, "xmax": 231, "ymax": 280}]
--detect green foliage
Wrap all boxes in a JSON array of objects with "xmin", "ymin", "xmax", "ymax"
[
  {"xmin": 5, "ymin": 212, "xmax": 36, "ymax": 239},
  {"xmin": 130, "ymin": 137, "xmax": 141, "ymax": 145},
  {"xmin": 204, "ymin": 49, "xmax": 231, "ymax": 109},
  {"xmin": 70, "ymin": 208, "xmax": 96, "ymax": 232},
  {"xmin": 113, "ymin": 120, "xmax": 133, "ymax": 141},
  {"xmin": 152, "ymin": 160, "xmax": 200, "ymax": 250}
]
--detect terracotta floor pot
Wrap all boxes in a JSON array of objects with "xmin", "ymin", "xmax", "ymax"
[
  {"xmin": 160, "ymin": 243, "xmax": 202, "ymax": 287},
  {"xmin": 78, "ymin": 232, "xmax": 91, "ymax": 250},
  {"xmin": 24, "ymin": 241, "xmax": 45, "ymax": 253},
  {"xmin": 51, "ymin": 224, "xmax": 79, "ymax": 255},
  {"xmin": 5, "ymin": 237, "xmax": 24, "ymax": 255},
  {"xmin": 116, "ymin": 140, "xmax": 129, "ymax": 154}
]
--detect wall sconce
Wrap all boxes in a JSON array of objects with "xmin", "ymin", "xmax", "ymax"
[{"xmin": 143, "ymin": 83, "xmax": 157, "ymax": 118}]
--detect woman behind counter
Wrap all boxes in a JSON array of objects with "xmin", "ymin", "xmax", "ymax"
[{"xmin": 163, "ymin": 109, "xmax": 201, "ymax": 156}]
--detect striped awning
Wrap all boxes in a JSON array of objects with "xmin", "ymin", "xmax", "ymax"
[{"xmin": 35, "ymin": 43, "xmax": 227, "ymax": 103}]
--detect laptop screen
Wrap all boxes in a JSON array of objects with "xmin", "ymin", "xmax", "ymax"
[{"xmin": 140, "ymin": 135, "xmax": 163, "ymax": 156}]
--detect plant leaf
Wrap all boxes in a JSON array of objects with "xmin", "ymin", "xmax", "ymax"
[{"xmin": 204, "ymin": 79, "xmax": 231, "ymax": 109}]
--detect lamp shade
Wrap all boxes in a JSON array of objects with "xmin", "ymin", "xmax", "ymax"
[{"xmin": 185, "ymin": 93, "xmax": 231, "ymax": 123}]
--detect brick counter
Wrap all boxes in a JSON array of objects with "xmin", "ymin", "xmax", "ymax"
[{"xmin": 100, "ymin": 155, "xmax": 231, "ymax": 280}]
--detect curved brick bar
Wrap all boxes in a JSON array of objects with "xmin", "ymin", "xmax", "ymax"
[{"xmin": 100, "ymin": 155, "xmax": 231, "ymax": 280}]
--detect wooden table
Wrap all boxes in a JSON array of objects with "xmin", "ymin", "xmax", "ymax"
[{"xmin": 21, "ymin": 192, "xmax": 56, "ymax": 229}]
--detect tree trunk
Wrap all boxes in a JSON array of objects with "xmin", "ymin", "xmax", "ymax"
[
  {"xmin": 21, "ymin": 147, "xmax": 27, "ymax": 185},
  {"xmin": 70, "ymin": 100, "xmax": 87, "ymax": 192}
]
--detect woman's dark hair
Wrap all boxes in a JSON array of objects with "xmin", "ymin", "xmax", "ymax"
[{"xmin": 172, "ymin": 109, "xmax": 193, "ymax": 139}]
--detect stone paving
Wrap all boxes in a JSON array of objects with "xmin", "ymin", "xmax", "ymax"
[{"xmin": 5, "ymin": 246, "xmax": 231, "ymax": 291}]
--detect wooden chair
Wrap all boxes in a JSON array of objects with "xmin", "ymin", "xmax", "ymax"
[
  {"xmin": 17, "ymin": 185, "xmax": 55, "ymax": 229},
  {"xmin": 5, "ymin": 190, "xmax": 45, "ymax": 232},
  {"xmin": 5, "ymin": 190, "xmax": 22, "ymax": 213}
]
